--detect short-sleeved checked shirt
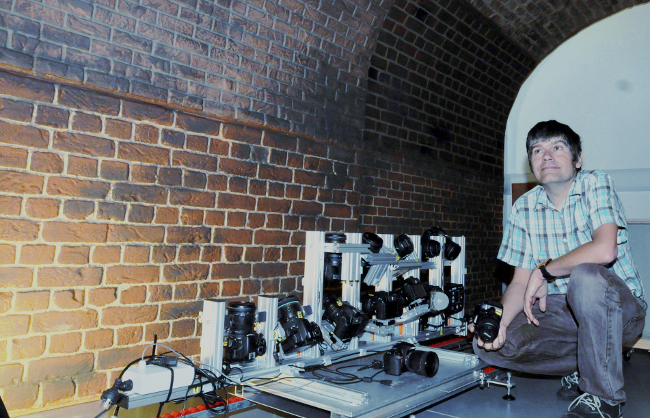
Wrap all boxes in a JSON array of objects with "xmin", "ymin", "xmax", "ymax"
[{"xmin": 498, "ymin": 170, "xmax": 644, "ymax": 298}]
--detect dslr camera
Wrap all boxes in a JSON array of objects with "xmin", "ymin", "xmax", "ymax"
[
  {"xmin": 277, "ymin": 296, "xmax": 323, "ymax": 354},
  {"xmin": 383, "ymin": 342, "xmax": 439, "ymax": 377},
  {"xmin": 223, "ymin": 301, "xmax": 266, "ymax": 363},
  {"xmin": 471, "ymin": 300, "xmax": 503, "ymax": 343},
  {"xmin": 361, "ymin": 291, "xmax": 405, "ymax": 320}
]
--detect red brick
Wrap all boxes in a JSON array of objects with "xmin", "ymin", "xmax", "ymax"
[
  {"xmin": 186, "ymin": 135, "xmax": 208, "ymax": 152},
  {"xmin": 207, "ymin": 174, "xmax": 227, "ymax": 190},
  {"xmin": 85, "ymin": 329, "xmax": 114, "ymax": 350},
  {"xmin": 68, "ymin": 155, "xmax": 99, "ymax": 177},
  {"xmin": 145, "ymin": 323, "xmax": 170, "ymax": 341},
  {"xmin": 97, "ymin": 345, "xmax": 149, "ymax": 370},
  {"xmin": 209, "ymin": 137, "xmax": 229, "ymax": 156},
  {"xmin": 76, "ymin": 372, "xmax": 107, "ymax": 398},
  {"xmin": 152, "ymin": 246, "xmax": 176, "ymax": 263},
  {"xmin": 158, "ymin": 167, "xmax": 182, "ymax": 186},
  {"xmin": 242, "ymin": 279, "xmax": 261, "ymax": 295},
  {"xmin": 245, "ymin": 247, "xmax": 263, "ymax": 262},
  {"xmin": 155, "ymin": 207, "xmax": 179, "ymax": 224},
  {"xmin": 42, "ymin": 222, "xmax": 108, "ymax": 243},
  {"xmin": 166, "ymin": 226, "xmax": 211, "ymax": 243},
  {"xmin": 0, "ymin": 314, "xmax": 29, "ymax": 337},
  {"xmin": 25, "ymin": 197, "xmax": 59, "ymax": 218},
  {"xmin": 106, "ymin": 265, "xmax": 160, "ymax": 284},
  {"xmin": 118, "ymin": 142, "xmax": 169, "ymax": 164},
  {"xmin": 98, "ymin": 202, "xmax": 127, "ymax": 221},
  {"xmin": 201, "ymin": 246, "xmax": 221, "ymax": 262},
  {"xmin": 58, "ymin": 246, "xmax": 89, "ymax": 264},
  {"xmin": 88, "ymin": 287, "xmax": 117, "ymax": 307},
  {"xmin": 160, "ymin": 300, "xmax": 201, "ymax": 320},
  {"xmin": 0, "ymin": 97, "xmax": 33, "ymax": 122},
  {"xmin": 134, "ymin": 123, "xmax": 159, "ymax": 144},
  {"xmin": 128, "ymin": 204, "xmax": 155, "ymax": 223},
  {"xmin": 59, "ymin": 86, "xmax": 120, "ymax": 115},
  {"xmin": 219, "ymin": 158, "xmax": 258, "ymax": 177},
  {"xmin": 54, "ymin": 289, "xmax": 85, "ymax": 309},
  {"xmin": 99, "ymin": 160, "xmax": 129, "ymax": 181},
  {"xmin": 217, "ymin": 192, "xmax": 256, "ymax": 210},
  {"xmin": 106, "ymin": 119, "xmax": 132, "ymax": 139},
  {"xmin": 0, "ymin": 267, "xmax": 33, "ymax": 288},
  {"xmin": 0, "ymin": 340, "xmax": 6, "ymax": 361},
  {"xmin": 0, "ymin": 170, "xmax": 44, "ymax": 194},
  {"xmin": 47, "ymin": 177, "xmax": 110, "ymax": 199},
  {"xmin": 14, "ymin": 290, "xmax": 49, "ymax": 312},
  {"xmin": 211, "ymin": 264, "xmax": 251, "ymax": 279},
  {"xmin": 263, "ymin": 247, "xmax": 280, "ymax": 261},
  {"xmin": 63, "ymin": 200, "xmax": 95, "ymax": 220},
  {"xmin": 27, "ymin": 353, "xmax": 94, "ymax": 382},
  {"xmin": 50, "ymin": 332, "xmax": 82, "ymax": 353},
  {"xmin": 122, "ymin": 100, "xmax": 174, "ymax": 125},
  {"xmin": 121, "ymin": 285, "xmax": 146, "ymax": 304},
  {"xmin": 92, "ymin": 246, "xmax": 121, "ymax": 264},
  {"xmin": 172, "ymin": 150, "xmax": 218, "ymax": 171},
  {"xmin": 0, "ymin": 195, "xmax": 22, "ymax": 215},
  {"xmin": 53, "ymin": 131, "xmax": 115, "ymax": 157},
  {"xmin": 20, "ymin": 244, "xmax": 56, "ymax": 264},
  {"xmin": 131, "ymin": 164, "xmax": 158, "ymax": 183},
  {"xmin": 292, "ymin": 200, "xmax": 323, "ymax": 216},
  {"xmin": 0, "ymin": 219, "xmax": 39, "ymax": 241},
  {"xmin": 225, "ymin": 246, "xmax": 243, "ymax": 262},
  {"xmin": 163, "ymin": 263, "xmax": 209, "ymax": 282},
  {"xmin": 171, "ymin": 318, "xmax": 195, "ymax": 337},
  {"xmin": 0, "ymin": 244, "xmax": 16, "ymax": 264},
  {"xmin": 0, "ymin": 363, "xmax": 23, "ymax": 386},
  {"xmin": 178, "ymin": 245, "xmax": 200, "ymax": 261},
  {"xmin": 0, "ymin": 70, "xmax": 55, "ymax": 102},
  {"xmin": 227, "ymin": 211, "xmax": 246, "ymax": 227},
  {"xmin": 262, "ymin": 131, "xmax": 298, "ymax": 151},
  {"xmin": 257, "ymin": 197, "xmax": 291, "ymax": 213},
  {"xmin": 174, "ymin": 283, "xmax": 197, "ymax": 300},
  {"xmin": 212, "ymin": 228, "xmax": 253, "ymax": 244},
  {"xmin": 149, "ymin": 284, "xmax": 172, "ymax": 302},
  {"xmin": 220, "ymin": 280, "xmax": 241, "ymax": 296},
  {"xmin": 1, "ymin": 382, "xmax": 39, "ymax": 410},
  {"xmin": 101, "ymin": 305, "xmax": 158, "ymax": 325},
  {"xmin": 107, "ymin": 224, "xmax": 165, "ymax": 242},
  {"xmin": 73, "ymin": 112, "xmax": 103, "ymax": 133},
  {"xmin": 123, "ymin": 246, "xmax": 149, "ymax": 263},
  {"xmin": 113, "ymin": 182, "xmax": 167, "ymax": 204},
  {"xmin": 170, "ymin": 189, "xmax": 215, "ymax": 208},
  {"xmin": 205, "ymin": 210, "xmax": 225, "ymax": 226},
  {"xmin": 0, "ymin": 120, "xmax": 49, "ymax": 148},
  {"xmin": 117, "ymin": 326, "xmax": 143, "ymax": 345},
  {"xmin": 176, "ymin": 113, "xmax": 220, "ymax": 135},
  {"xmin": 38, "ymin": 267, "xmax": 102, "ymax": 287},
  {"xmin": 222, "ymin": 124, "xmax": 262, "ymax": 144},
  {"xmin": 252, "ymin": 262, "xmax": 288, "ymax": 278},
  {"xmin": 36, "ymin": 105, "xmax": 70, "ymax": 128},
  {"xmin": 0, "ymin": 145, "xmax": 28, "ymax": 168},
  {"xmin": 254, "ymin": 230, "xmax": 291, "ymax": 245}
]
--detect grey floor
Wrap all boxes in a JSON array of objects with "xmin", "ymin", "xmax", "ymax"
[{"xmin": 231, "ymin": 349, "xmax": 650, "ymax": 418}]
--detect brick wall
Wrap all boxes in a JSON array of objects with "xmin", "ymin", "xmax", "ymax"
[
  {"xmin": 0, "ymin": 0, "xmax": 390, "ymax": 142},
  {"xmin": 362, "ymin": 0, "xmax": 535, "ymax": 303}
]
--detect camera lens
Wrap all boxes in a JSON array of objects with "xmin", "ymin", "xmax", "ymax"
[
  {"xmin": 278, "ymin": 295, "xmax": 302, "ymax": 321},
  {"xmin": 406, "ymin": 349, "xmax": 439, "ymax": 378},
  {"xmin": 444, "ymin": 238, "xmax": 461, "ymax": 261},
  {"xmin": 325, "ymin": 233, "xmax": 346, "ymax": 243},
  {"xmin": 324, "ymin": 253, "xmax": 342, "ymax": 281},
  {"xmin": 227, "ymin": 301, "xmax": 256, "ymax": 333},
  {"xmin": 421, "ymin": 230, "xmax": 441, "ymax": 259},
  {"xmin": 393, "ymin": 235, "xmax": 414, "ymax": 259},
  {"xmin": 362, "ymin": 232, "xmax": 383, "ymax": 253}
]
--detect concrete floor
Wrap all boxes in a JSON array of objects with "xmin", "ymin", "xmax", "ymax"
[{"xmin": 22, "ymin": 350, "xmax": 649, "ymax": 418}]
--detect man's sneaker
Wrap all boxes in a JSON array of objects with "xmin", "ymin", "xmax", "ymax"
[
  {"xmin": 557, "ymin": 371, "xmax": 581, "ymax": 401},
  {"xmin": 561, "ymin": 393, "xmax": 622, "ymax": 418}
]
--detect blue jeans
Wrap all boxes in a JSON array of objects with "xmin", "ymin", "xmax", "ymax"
[{"xmin": 474, "ymin": 264, "xmax": 646, "ymax": 404}]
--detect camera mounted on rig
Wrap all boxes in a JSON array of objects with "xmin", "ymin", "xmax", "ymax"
[
  {"xmin": 323, "ymin": 233, "xmax": 346, "ymax": 281},
  {"xmin": 471, "ymin": 300, "xmax": 503, "ymax": 343},
  {"xmin": 322, "ymin": 292, "xmax": 368, "ymax": 342},
  {"xmin": 361, "ymin": 290, "xmax": 405, "ymax": 320},
  {"xmin": 383, "ymin": 342, "xmax": 439, "ymax": 377},
  {"xmin": 424, "ymin": 226, "xmax": 461, "ymax": 261},
  {"xmin": 277, "ymin": 295, "xmax": 323, "ymax": 354},
  {"xmin": 223, "ymin": 301, "xmax": 266, "ymax": 363}
]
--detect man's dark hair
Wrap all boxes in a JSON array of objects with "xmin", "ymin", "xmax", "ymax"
[{"xmin": 526, "ymin": 120, "xmax": 582, "ymax": 171}]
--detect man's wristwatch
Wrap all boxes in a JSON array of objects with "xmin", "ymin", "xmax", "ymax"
[{"xmin": 537, "ymin": 258, "xmax": 557, "ymax": 283}]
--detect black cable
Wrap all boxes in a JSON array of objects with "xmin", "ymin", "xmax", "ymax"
[
  {"xmin": 93, "ymin": 409, "xmax": 108, "ymax": 418},
  {"xmin": 154, "ymin": 364, "xmax": 175, "ymax": 418}
]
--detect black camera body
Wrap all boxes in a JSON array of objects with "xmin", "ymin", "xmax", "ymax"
[
  {"xmin": 322, "ymin": 293, "xmax": 369, "ymax": 342},
  {"xmin": 224, "ymin": 301, "xmax": 266, "ymax": 363},
  {"xmin": 361, "ymin": 291, "xmax": 405, "ymax": 320},
  {"xmin": 471, "ymin": 300, "xmax": 503, "ymax": 343},
  {"xmin": 277, "ymin": 296, "xmax": 323, "ymax": 354},
  {"xmin": 383, "ymin": 342, "xmax": 439, "ymax": 377},
  {"xmin": 399, "ymin": 277, "xmax": 429, "ymax": 304}
]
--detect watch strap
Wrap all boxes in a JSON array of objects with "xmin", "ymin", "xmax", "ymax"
[{"xmin": 538, "ymin": 258, "xmax": 556, "ymax": 282}]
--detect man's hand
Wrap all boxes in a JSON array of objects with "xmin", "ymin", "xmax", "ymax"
[
  {"xmin": 470, "ymin": 322, "xmax": 507, "ymax": 351},
  {"xmin": 523, "ymin": 268, "xmax": 548, "ymax": 326}
]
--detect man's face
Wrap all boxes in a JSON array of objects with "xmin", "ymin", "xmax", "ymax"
[{"xmin": 530, "ymin": 137, "xmax": 582, "ymax": 187}]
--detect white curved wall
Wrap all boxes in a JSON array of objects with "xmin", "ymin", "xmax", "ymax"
[{"xmin": 505, "ymin": 3, "xmax": 650, "ymax": 222}]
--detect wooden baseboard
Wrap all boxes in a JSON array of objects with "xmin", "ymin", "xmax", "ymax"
[{"xmin": 627, "ymin": 338, "xmax": 650, "ymax": 350}]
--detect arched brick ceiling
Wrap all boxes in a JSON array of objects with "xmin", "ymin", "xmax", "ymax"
[{"xmin": 463, "ymin": 0, "xmax": 650, "ymax": 61}]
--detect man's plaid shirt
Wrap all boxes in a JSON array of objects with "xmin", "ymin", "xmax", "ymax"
[{"xmin": 498, "ymin": 170, "xmax": 644, "ymax": 298}]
